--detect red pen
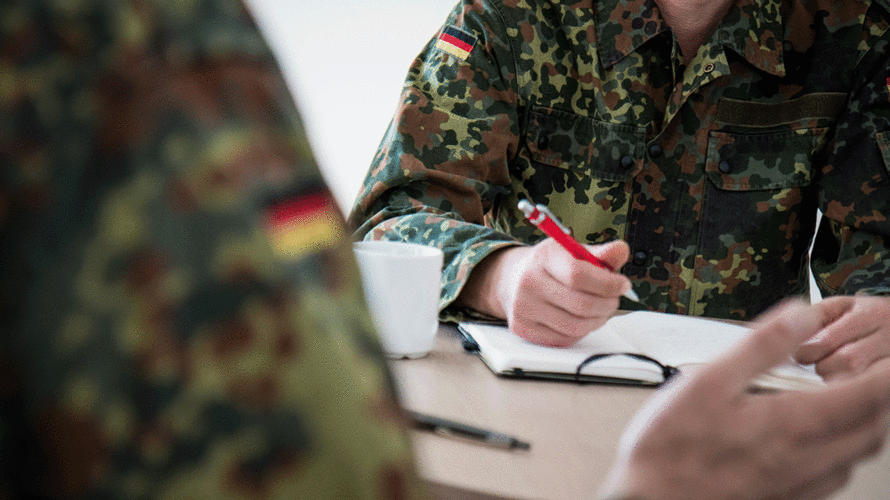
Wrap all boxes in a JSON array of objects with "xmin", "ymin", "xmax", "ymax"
[{"xmin": 518, "ymin": 200, "xmax": 639, "ymax": 302}]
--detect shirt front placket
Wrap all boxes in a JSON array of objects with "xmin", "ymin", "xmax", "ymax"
[{"xmin": 616, "ymin": 1, "xmax": 781, "ymax": 314}]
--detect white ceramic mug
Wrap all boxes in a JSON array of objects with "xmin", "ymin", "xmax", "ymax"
[{"xmin": 353, "ymin": 241, "xmax": 444, "ymax": 358}]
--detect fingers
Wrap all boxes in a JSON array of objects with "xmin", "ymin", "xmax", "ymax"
[
  {"xmin": 795, "ymin": 296, "xmax": 890, "ymax": 380},
  {"xmin": 694, "ymin": 300, "xmax": 824, "ymax": 395},
  {"xmin": 541, "ymin": 239, "xmax": 632, "ymax": 299},
  {"xmin": 509, "ymin": 301, "xmax": 602, "ymax": 347},
  {"xmin": 795, "ymin": 296, "xmax": 860, "ymax": 364},
  {"xmin": 509, "ymin": 273, "xmax": 617, "ymax": 346},
  {"xmin": 588, "ymin": 239, "xmax": 631, "ymax": 272},
  {"xmin": 539, "ymin": 280, "xmax": 622, "ymax": 318},
  {"xmin": 512, "ymin": 320, "xmax": 594, "ymax": 347},
  {"xmin": 811, "ymin": 332, "xmax": 890, "ymax": 380},
  {"xmin": 500, "ymin": 239, "xmax": 629, "ymax": 347},
  {"xmin": 800, "ymin": 357, "xmax": 890, "ymax": 440}
]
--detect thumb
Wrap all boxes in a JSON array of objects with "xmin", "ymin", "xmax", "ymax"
[
  {"xmin": 699, "ymin": 299, "xmax": 824, "ymax": 394},
  {"xmin": 587, "ymin": 240, "xmax": 630, "ymax": 271}
]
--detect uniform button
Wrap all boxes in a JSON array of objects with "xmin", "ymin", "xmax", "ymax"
[
  {"xmin": 620, "ymin": 155, "xmax": 634, "ymax": 168},
  {"xmin": 648, "ymin": 144, "xmax": 663, "ymax": 158},
  {"xmin": 718, "ymin": 160, "xmax": 732, "ymax": 174},
  {"xmin": 537, "ymin": 135, "xmax": 550, "ymax": 150},
  {"xmin": 703, "ymin": 63, "xmax": 715, "ymax": 73},
  {"xmin": 633, "ymin": 251, "xmax": 648, "ymax": 266}
]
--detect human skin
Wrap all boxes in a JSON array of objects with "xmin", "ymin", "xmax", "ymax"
[
  {"xmin": 600, "ymin": 300, "xmax": 890, "ymax": 500},
  {"xmin": 453, "ymin": 239, "xmax": 633, "ymax": 346},
  {"xmin": 796, "ymin": 295, "xmax": 890, "ymax": 381}
]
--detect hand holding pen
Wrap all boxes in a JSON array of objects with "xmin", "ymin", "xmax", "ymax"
[
  {"xmin": 518, "ymin": 200, "xmax": 639, "ymax": 302},
  {"xmin": 452, "ymin": 200, "xmax": 636, "ymax": 346}
]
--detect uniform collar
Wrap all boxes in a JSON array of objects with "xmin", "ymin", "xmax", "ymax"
[{"xmin": 596, "ymin": 0, "xmax": 786, "ymax": 76}]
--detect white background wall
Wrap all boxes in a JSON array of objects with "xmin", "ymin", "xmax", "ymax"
[{"xmin": 245, "ymin": 0, "xmax": 458, "ymax": 211}]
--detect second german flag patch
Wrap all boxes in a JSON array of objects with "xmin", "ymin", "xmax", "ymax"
[{"xmin": 264, "ymin": 190, "xmax": 343, "ymax": 260}]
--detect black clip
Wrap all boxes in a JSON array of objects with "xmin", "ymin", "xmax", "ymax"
[{"xmin": 458, "ymin": 330, "xmax": 480, "ymax": 353}]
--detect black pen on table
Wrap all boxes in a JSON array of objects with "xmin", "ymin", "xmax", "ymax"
[{"xmin": 409, "ymin": 411, "xmax": 531, "ymax": 451}]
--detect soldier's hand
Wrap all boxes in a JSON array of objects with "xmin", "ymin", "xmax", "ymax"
[
  {"xmin": 455, "ymin": 239, "xmax": 632, "ymax": 347},
  {"xmin": 795, "ymin": 295, "xmax": 890, "ymax": 381},
  {"xmin": 599, "ymin": 300, "xmax": 890, "ymax": 500}
]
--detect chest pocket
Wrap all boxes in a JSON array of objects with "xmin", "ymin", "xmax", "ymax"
[
  {"xmin": 705, "ymin": 127, "xmax": 829, "ymax": 190},
  {"xmin": 515, "ymin": 107, "xmax": 647, "ymax": 243},
  {"xmin": 693, "ymin": 95, "xmax": 843, "ymax": 317},
  {"xmin": 706, "ymin": 93, "xmax": 844, "ymax": 190},
  {"xmin": 526, "ymin": 107, "xmax": 646, "ymax": 182}
]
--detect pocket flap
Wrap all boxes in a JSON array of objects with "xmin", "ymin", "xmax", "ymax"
[
  {"xmin": 526, "ymin": 107, "xmax": 646, "ymax": 182},
  {"xmin": 706, "ymin": 128, "xmax": 828, "ymax": 190}
]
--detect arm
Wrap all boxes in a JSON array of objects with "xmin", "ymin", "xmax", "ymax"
[
  {"xmin": 797, "ymin": 5, "xmax": 890, "ymax": 378},
  {"xmin": 348, "ymin": 1, "xmax": 631, "ymax": 344},
  {"xmin": 347, "ymin": 0, "xmax": 525, "ymax": 322},
  {"xmin": 599, "ymin": 300, "xmax": 890, "ymax": 500},
  {"xmin": 810, "ymin": 25, "xmax": 890, "ymax": 298},
  {"xmin": 1, "ymin": 1, "xmax": 423, "ymax": 497}
]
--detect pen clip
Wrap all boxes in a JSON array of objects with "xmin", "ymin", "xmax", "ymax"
[
  {"xmin": 534, "ymin": 204, "xmax": 571, "ymax": 234},
  {"xmin": 517, "ymin": 200, "xmax": 571, "ymax": 234}
]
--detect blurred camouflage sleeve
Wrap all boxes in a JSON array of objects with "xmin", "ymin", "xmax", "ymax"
[
  {"xmin": 811, "ymin": 13, "xmax": 890, "ymax": 297},
  {"xmin": 0, "ymin": 0, "xmax": 424, "ymax": 498},
  {"xmin": 348, "ymin": 0, "xmax": 526, "ymax": 322}
]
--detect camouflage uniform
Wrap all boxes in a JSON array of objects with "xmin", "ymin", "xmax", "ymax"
[
  {"xmin": 0, "ymin": 0, "xmax": 423, "ymax": 498},
  {"xmin": 350, "ymin": 0, "xmax": 890, "ymax": 321}
]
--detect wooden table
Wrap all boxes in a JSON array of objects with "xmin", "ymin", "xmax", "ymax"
[{"xmin": 388, "ymin": 324, "xmax": 890, "ymax": 500}]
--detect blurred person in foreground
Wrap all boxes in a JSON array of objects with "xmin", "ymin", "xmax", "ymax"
[{"xmin": 1, "ymin": 1, "xmax": 888, "ymax": 499}]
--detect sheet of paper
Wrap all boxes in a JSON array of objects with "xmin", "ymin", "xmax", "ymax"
[{"xmin": 602, "ymin": 312, "xmax": 750, "ymax": 367}]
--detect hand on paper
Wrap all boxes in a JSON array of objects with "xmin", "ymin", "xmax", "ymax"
[
  {"xmin": 598, "ymin": 300, "xmax": 890, "ymax": 500},
  {"xmin": 795, "ymin": 295, "xmax": 890, "ymax": 381},
  {"xmin": 454, "ymin": 239, "xmax": 632, "ymax": 347}
]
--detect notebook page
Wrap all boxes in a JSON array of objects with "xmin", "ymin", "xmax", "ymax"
[
  {"xmin": 603, "ymin": 311, "xmax": 749, "ymax": 367},
  {"xmin": 602, "ymin": 312, "xmax": 824, "ymax": 390}
]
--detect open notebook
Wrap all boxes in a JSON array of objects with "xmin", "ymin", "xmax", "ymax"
[{"xmin": 457, "ymin": 311, "xmax": 825, "ymax": 390}]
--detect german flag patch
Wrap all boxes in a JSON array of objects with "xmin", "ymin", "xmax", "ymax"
[
  {"xmin": 435, "ymin": 26, "xmax": 477, "ymax": 61},
  {"xmin": 264, "ymin": 190, "xmax": 343, "ymax": 259}
]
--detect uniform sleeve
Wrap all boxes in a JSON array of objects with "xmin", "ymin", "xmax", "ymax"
[
  {"xmin": 347, "ymin": 0, "xmax": 525, "ymax": 321},
  {"xmin": 811, "ymin": 7, "xmax": 890, "ymax": 297},
  {"xmin": 0, "ymin": 1, "xmax": 425, "ymax": 498}
]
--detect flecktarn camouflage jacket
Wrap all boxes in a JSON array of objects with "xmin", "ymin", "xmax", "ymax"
[
  {"xmin": 0, "ymin": 0, "xmax": 422, "ymax": 498},
  {"xmin": 351, "ymin": 0, "xmax": 890, "ymax": 321}
]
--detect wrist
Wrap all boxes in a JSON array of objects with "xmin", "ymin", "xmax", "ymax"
[{"xmin": 453, "ymin": 245, "xmax": 526, "ymax": 319}]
